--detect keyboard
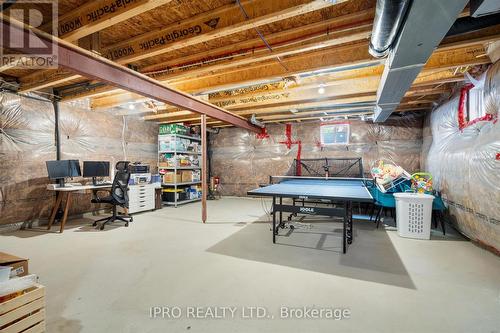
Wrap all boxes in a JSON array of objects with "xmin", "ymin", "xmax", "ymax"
[{"xmin": 94, "ymin": 182, "xmax": 112, "ymax": 187}]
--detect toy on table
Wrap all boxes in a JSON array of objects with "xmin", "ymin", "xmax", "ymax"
[
  {"xmin": 370, "ymin": 159, "xmax": 411, "ymax": 193},
  {"xmin": 411, "ymin": 172, "xmax": 433, "ymax": 194}
]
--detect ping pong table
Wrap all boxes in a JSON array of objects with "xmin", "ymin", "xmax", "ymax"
[{"xmin": 247, "ymin": 176, "xmax": 373, "ymax": 253}]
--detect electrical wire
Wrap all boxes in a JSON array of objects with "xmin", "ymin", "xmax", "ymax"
[{"xmin": 235, "ymin": 0, "xmax": 289, "ymax": 72}]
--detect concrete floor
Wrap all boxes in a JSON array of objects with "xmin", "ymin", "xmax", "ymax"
[{"xmin": 1, "ymin": 197, "xmax": 499, "ymax": 333}]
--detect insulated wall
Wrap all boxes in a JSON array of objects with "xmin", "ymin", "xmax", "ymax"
[
  {"xmin": 0, "ymin": 93, "xmax": 55, "ymax": 226},
  {"xmin": 0, "ymin": 92, "xmax": 158, "ymax": 227},
  {"xmin": 210, "ymin": 115, "xmax": 423, "ymax": 196},
  {"xmin": 421, "ymin": 62, "xmax": 500, "ymax": 251}
]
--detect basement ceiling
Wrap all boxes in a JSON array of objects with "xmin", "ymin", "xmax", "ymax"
[{"xmin": 1, "ymin": 0, "xmax": 499, "ymax": 127}]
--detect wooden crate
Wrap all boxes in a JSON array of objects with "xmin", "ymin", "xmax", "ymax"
[{"xmin": 0, "ymin": 284, "xmax": 45, "ymax": 333}]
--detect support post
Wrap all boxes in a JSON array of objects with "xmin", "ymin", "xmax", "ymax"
[
  {"xmin": 201, "ymin": 115, "xmax": 207, "ymax": 223},
  {"xmin": 53, "ymin": 98, "xmax": 61, "ymax": 161}
]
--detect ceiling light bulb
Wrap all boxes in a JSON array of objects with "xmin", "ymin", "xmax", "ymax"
[
  {"xmin": 318, "ymin": 86, "xmax": 325, "ymax": 94},
  {"xmin": 129, "ymin": 104, "xmax": 135, "ymax": 110}
]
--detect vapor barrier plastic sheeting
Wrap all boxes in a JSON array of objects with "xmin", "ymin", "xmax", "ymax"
[
  {"xmin": 0, "ymin": 91, "xmax": 158, "ymax": 226},
  {"xmin": 422, "ymin": 62, "xmax": 500, "ymax": 249},
  {"xmin": 0, "ymin": 93, "xmax": 55, "ymax": 155},
  {"xmin": 210, "ymin": 115, "xmax": 423, "ymax": 196}
]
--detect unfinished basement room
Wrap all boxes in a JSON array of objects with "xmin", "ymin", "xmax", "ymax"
[{"xmin": 0, "ymin": 0, "xmax": 499, "ymax": 332}]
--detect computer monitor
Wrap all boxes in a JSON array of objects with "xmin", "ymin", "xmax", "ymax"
[
  {"xmin": 46, "ymin": 160, "xmax": 81, "ymax": 186},
  {"xmin": 83, "ymin": 161, "xmax": 110, "ymax": 185}
]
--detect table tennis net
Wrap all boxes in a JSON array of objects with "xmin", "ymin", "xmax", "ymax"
[{"xmin": 287, "ymin": 158, "xmax": 364, "ymax": 178}]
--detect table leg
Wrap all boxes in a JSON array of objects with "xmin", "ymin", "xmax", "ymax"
[
  {"xmin": 48, "ymin": 192, "xmax": 63, "ymax": 230},
  {"xmin": 272, "ymin": 196, "xmax": 276, "ymax": 243},
  {"xmin": 279, "ymin": 197, "xmax": 283, "ymax": 228},
  {"xmin": 347, "ymin": 201, "xmax": 353, "ymax": 244},
  {"xmin": 343, "ymin": 202, "xmax": 347, "ymax": 254},
  {"xmin": 60, "ymin": 192, "xmax": 72, "ymax": 233}
]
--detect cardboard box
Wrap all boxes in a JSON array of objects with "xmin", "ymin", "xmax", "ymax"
[
  {"xmin": 181, "ymin": 170, "xmax": 193, "ymax": 182},
  {"xmin": 163, "ymin": 172, "xmax": 181, "ymax": 183},
  {"xmin": 0, "ymin": 252, "xmax": 29, "ymax": 278}
]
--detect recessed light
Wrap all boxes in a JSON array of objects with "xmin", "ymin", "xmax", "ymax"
[
  {"xmin": 129, "ymin": 104, "xmax": 135, "ymax": 110},
  {"xmin": 318, "ymin": 84, "xmax": 326, "ymax": 94}
]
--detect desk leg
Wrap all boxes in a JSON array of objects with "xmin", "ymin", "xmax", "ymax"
[
  {"xmin": 272, "ymin": 196, "xmax": 276, "ymax": 244},
  {"xmin": 48, "ymin": 192, "xmax": 63, "ymax": 230},
  {"xmin": 60, "ymin": 192, "xmax": 72, "ymax": 233}
]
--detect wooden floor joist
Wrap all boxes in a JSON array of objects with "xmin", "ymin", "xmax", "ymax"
[{"xmin": 1, "ymin": 16, "xmax": 261, "ymax": 133}]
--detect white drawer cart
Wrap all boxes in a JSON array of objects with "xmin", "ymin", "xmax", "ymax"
[{"xmin": 127, "ymin": 184, "xmax": 156, "ymax": 213}]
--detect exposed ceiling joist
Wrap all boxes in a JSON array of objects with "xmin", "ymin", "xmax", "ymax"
[
  {"xmin": 1, "ymin": 16, "xmax": 260, "ymax": 133},
  {"xmin": 44, "ymin": 0, "xmax": 174, "ymax": 42},
  {"xmin": 19, "ymin": 0, "xmax": 343, "ymax": 92},
  {"xmin": 141, "ymin": 8, "xmax": 375, "ymax": 75},
  {"xmin": 60, "ymin": 41, "xmax": 375, "ymax": 101}
]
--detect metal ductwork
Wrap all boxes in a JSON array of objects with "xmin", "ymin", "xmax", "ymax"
[
  {"xmin": 446, "ymin": 13, "xmax": 500, "ymax": 37},
  {"xmin": 369, "ymin": 0, "xmax": 411, "ymax": 58},
  {"xmin": 470, "ymin": 0, "xmax": 500, "ymax": 17},
  {"xmin": 373, "ymin": 0, "xmax": 470, "ymax": 122}
]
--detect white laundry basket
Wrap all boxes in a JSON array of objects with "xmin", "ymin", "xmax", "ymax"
[{"xmin": 394, "ymin": 193, "xmax": 434, "ymax": 240}]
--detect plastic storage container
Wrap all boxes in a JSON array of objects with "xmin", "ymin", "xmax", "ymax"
[
  {"xmin": 394, "ymin": 193, "xmax": 434, "ymax": 240},
  {"xmin": 0, "ymin": 266, "xmax": 12, "ymax": 282}
]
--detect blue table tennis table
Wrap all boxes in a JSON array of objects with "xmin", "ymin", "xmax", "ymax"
[{"xmin": 247, "ymin": 176, "xmax": 374, "ymax": 253}]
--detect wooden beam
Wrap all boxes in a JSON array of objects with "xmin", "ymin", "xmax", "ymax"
[
  {"xmin": 43, "ymin": 0, "xmax": 174, "ymax": 42},
  {"xmin": 18, "ymin": 0, "xmax": 344, "ymax": 92},
  {"xmin": 59, "ymin": 41, "xmax": 376, "ymax": 101},
  {"xmin": 2, "ymin": 16, "xmax": 260, "ymax": 132},
  {"xmin": 16, "ymin": 0, "xmax": 173, "ymax": 91},
  {"xmin": 92, "ymin": 62, "xmax": 384, "ymax": 110},
  {"xmin": 141, "ymin": 8, "xmax": 375, "ymax": 74},
  {"xmin": 102, "ymin": 0, "xmax": 345, "ymax": 63},
  {"xmin": 155, "ymin": 27, "xmax": 372, "ymax": 83}
]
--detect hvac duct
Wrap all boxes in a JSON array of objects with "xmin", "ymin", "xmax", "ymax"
[
  {"xmin": 374, "ymin": 0, "xmax": 469, "ymax": 122},
  {"xmin": 369, "ymin": 0, "xmax": 411, "ymax": 58}
]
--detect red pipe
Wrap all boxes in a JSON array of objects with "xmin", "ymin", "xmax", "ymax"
[
  {"xmin": 458, "ymin": 83, "xmax": 474, "ymax": 130},
  {"xmin": 279, "ymin": 124, "xmax": 302, "ymax": 176}
]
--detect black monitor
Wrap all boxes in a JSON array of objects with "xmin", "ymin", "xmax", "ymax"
[
  {"xmin": 83, "ymin": 161, "xmax": 110, "ymax": 185},
  {"xmin": 46, "ymin": 160, "xmax": 81, "ymax": 186}
]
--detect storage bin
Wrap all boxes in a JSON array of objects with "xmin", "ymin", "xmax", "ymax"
[
  {"xmin": 0, "ymin": 266, "xmax": 11, "ymax": 282},
  {"xmin": 394, "ymin": 193, "xmax": 434, "ymax": 240},
  {"xmin": 159, "ymin": 124, "xmax": 189, "ymax": 135},
  {"xmin": 162, "ymin": 190, "xmax": 187, "ymax": 202}
]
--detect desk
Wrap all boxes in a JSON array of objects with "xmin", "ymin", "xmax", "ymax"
[{"xmin": 46, "ymin": 184, "xmax": 112, "ymax": 233}]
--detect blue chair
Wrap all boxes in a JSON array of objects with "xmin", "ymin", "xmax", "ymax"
[{"xmin": 432, "ymin": 195, "xmax": 446, "ymax": 235}]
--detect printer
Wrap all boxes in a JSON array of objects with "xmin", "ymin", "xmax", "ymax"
[{"xmin": 129, "ymin": 163, "xmax": 151, "ymax": 184}]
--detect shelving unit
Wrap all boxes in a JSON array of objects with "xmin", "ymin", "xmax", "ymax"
[{"xmin": 158, "ymin": 133, "xmax": 202, "ymax": 207}]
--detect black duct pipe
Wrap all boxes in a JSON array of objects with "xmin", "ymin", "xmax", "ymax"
[
  {"xmin": 369, "ymin": 0, "xmax": 411, "ymax": 58},
  {"xmin": 446, "ymin": 13, "xmax": 500, "ymax": 37}
]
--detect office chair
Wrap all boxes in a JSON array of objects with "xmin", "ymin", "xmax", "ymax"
[{"xmin": 91, "ymin": 161, "xmax": 133, "ymax": 230}]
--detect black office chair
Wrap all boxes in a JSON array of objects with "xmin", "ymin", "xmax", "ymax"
[{"xmin": 91, "ymin": 161, "xmax": 133, "ymax": 230}]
